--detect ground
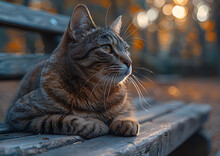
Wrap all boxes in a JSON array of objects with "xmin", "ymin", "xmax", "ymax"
[{"xmin": 0, "ymin": 78, "xmax": 219, "ymax": 155}]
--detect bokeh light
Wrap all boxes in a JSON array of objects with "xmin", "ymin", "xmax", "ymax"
[
  {"xmin": 200, "ymin": 20, "xmax": 215, "ymax": 31},
  {"xmin": 153, "ymin": 0, "xmax": 166, "ymax": 8},
  {"xmin": 168, "ymin": 86, "xmax": 180, "ymax": 97},
  {"xmin": 133, "ymin": 39, "xmax": 144, "ymax": 50},
  {"xmin": 134, "ymin": 11, "xmax": 149, "ymax": 28},
  {"xmin": 196, "ymin": 4, "xmax": 210, "ymax": 22},
  {"xmin": 192, "ymin": 0, "xmax": 203, "ymax": 6},
  {"xmin": 162, "ymin": 4, "xmax": 174, "ymax": 16},
  {"xmin": 147, "ymin": 23, "xmax": 157, "ymax": 32},
  {"xmin": 205, "ymin": 31, "xmax": 216, "ymax": 42},
  {"xmin": 173, "ymin": 0, "xmax": 188, "ymax": 6},
  {"xmin": 147, "ymin": 8, "xmax": 159, "ymax": 21},
  {"xmin": 172, "ymin": 5, "xmax": 187, "ymax": 19}
]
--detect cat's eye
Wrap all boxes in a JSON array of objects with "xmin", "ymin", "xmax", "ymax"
[
  {"xmin": 101, "ymin": 45, "xmax": 111, "ymax": 53},
  {"xmin": 125, "ymin": 45, "xmax": 129, "ymax": 51}
]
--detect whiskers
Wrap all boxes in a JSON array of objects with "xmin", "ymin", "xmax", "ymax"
[
  {"xmin": 133, "ymin": 66, "xmax": 155, "ymax": 75},
  {"xmin": 79, "ymin": 68, "xmax": 105, "ymax": 93},
  {"xmin": 126, "ymin": 66, "xmax": 156, "ymax": 112},
  {"xmin": 83, "ymin": 66, "xmax": 154, "ymax": 114},
  {"xmin": 103, "ymin": 73, "xmax": 115, "ymax": 117},
  {"xmin": 128, "ymin": 76, "xmax": 150, "ymax": 112},
  {"xmin": 89, "ymin": 73, "xmax": 110, "ymax": 98},
  {"xmin": 105, "ymin": 1, "xmax": 112, "ymax": 28}
]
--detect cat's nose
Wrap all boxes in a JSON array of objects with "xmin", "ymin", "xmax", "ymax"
[
  {"xmin": 121, "ymin": 55, "xmax": 132, "ymax": 68},
  {"xmin": 123, "ymin": 59, "xmax": 132, "ymax": 68}
]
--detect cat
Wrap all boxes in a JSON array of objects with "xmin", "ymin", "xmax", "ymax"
[{"xmin": 5, "ymin": 4, "xmax": 140, "ymax": 139}]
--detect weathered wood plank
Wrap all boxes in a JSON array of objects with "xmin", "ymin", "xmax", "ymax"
[
  {"xmin": 0, "ymin": 53, "xmax": 49, "ymax": 79},
  {"xmin": 38, "ymin": 103, "xmax": 210, "ymax": 156},
  {"xmin": 0, "ymin": 134, "xmax": 83, "ymax": 156},
  {"xmin": 0, "ymin": 100, "xmax": 182, "ymax": 155},
  {"xmin": 0, "ymin": 1, "xmax": 69, "ymax": 35},
  {"xmin": 0, "ymin": 133, "xmax": 33, "ymax": 141},
  {"xmin": 155, "ymin": 103, "xmax": 210, "ymax": 155},
  {"xmin": 132, "ymin": 97, "xmax": 156, "ymax": 110},
  {"xmin": 134, "ymin": 100, "xmax": 184, "ymax": 124},
  {"xmin": 0, "ymin": 100, "xmax": 210, "ymax": 156},
  {"xmin": 0, "ymin": 123, "xmax": 10, "ymax": 134}
]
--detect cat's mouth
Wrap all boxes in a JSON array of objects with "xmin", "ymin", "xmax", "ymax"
[
  {"xmin": 126, "ymin": 66, "xmax": 132, "ymax": 76},
  {"xmin": 115, "ymin": 65, "xmax": 132, "ymax": 82}
]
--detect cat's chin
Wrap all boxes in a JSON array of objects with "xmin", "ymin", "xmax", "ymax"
[
  {"xmin": 114, "ymin": 74, "xmax": 130, "ymax": 84},
  {"xmin": 115, "ymin": 66, "xmax": 132, "ymax": 83}
]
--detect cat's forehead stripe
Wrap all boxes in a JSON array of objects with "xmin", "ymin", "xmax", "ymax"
[
  {"xmin": 112, "ymin": 33, "xmax": 128, "ymax": 48},
  {"xmin": 112, "ymin": 35, "xmax": 118, "ymax": 45}
]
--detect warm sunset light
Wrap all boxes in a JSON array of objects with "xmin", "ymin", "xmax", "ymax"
[
  {"xmin": 192, "ymin": 0, "xmax": 202, "ymax": 6},
  {"xmin": 0, "ymin": 1, "xmax": 220, "ymax": 154},
  {"xmin": 147, "ymin": 8, "xmax": 159, "ymax": 21},
  {"xmin": 168, "ymin": 86, "xmax": 180, "ymax": 96},
  {"xmin": 153, "ymin": 0, "xmax": 165, "ymax": 8},
  {"xmin": 135, "ymin": 11, "xmax": 149, "ymax": 28},
  {"xmin": 162, "ymin": 4, "xmax": 173, "ymax": 16},
  {"xmin": 197, "ymin": 4, "xmax": 210, "ymax": 22},
  {"xmin": 173, "ymin": 0, "xmax": 188, "ymax": 6},
  {"xmin": 172, "ymin": 5, "xmax": 187, "ymax": 19}
]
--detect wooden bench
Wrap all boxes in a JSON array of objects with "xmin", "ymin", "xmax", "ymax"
[
  {"xmin": 0, "ymin": 97, "xmax": 210, "ymax": 155},
  {"xmin": 0, "ymin": 1, "xmax": 68, "ymax": 79},
  {"xmin": 0, "ymin": 2, "xmax": 211, "ymax": 156}
]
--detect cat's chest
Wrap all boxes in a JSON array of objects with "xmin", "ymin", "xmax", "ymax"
[
  {"xmin": 70, "ymin": 108, "xmax": 115, "ymax": 124},
  {"xmin": 67, "ymin": 97, "xmax": 124, "ymax": 121}
]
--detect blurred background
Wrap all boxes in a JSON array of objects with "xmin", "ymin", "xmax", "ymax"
[
  {"xmin": 0, "ymin": 0, "xmax": 220, "ymax": 155},
  {"xmin": 1, "ymin": 0, "xmax": 220, "ymax": 76}
]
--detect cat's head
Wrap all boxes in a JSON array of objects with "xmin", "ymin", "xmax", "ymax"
[{"xmin": 61, "ymin": 4, "xmax": 132, "ymax": 85}]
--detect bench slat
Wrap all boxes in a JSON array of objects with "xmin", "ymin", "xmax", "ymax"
[
  {"xmin": 0, "ymin": 134, "xmax": 83, "ymax": 155},
  {"xmin": 0, "ymin": 101, "xmax": 210, "ymax": 156},
  {"xmin": 0, "ymin": 53, "xmax": 49, "ymax": 79},
  {"xmin": 132, "ymin": 97, "xmax": 156, "ymax": 110},
  {"xmin": 0, "ymin": 133, "xmax": 33, "ymax": 141},
  {"xmin": 134, "ymin": 100, "xmax": 184, "ymax": 124},
  {"xmin": 0, "ymin": 123, "xmax": 10, "ymax": 134},
  {"xmin": 38, "ymin": 103, "xmax": 210, "ymax": 156},
  {"xmin": 0, "ymin": 1, "xmax": 69, "ymax": 35},
  {"xmin": 0, "ymin": 99, "xmax": 179, "ymax": 155}
]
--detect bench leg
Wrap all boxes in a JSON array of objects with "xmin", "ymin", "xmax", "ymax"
[{"xmin": 169, "ymin": 129, "xmax": 212, "ymax": 156}]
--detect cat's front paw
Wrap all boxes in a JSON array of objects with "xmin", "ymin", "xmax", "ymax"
[
  {"xmin": 110, "ymin": 118, "xmax": 140, "ymax": 136},
  {"xmin": 78, "ymin": 118, "xmax": 109, "ymax": 139}
]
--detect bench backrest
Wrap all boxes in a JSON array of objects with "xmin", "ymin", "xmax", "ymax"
[
  {"xmin": 0, "ymin": 1, "xmax": 69, "ymax": 35},
  {"xmin": 0, "ymin": 1, "xmax": 69, "ymax": 79}
]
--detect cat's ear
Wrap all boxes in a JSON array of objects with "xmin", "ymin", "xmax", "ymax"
[
  {"xmin": 109, "ymin": 15, "xmax": 122, "ymax": 35},
  {"xmin": 68, "ymin": 4, "xmax": 96, "ymax": 39}
]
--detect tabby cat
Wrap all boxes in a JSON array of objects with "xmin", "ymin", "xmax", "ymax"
[{"xmin": 6, "ymin": 4, "xmax": 140, "ymax": 139}]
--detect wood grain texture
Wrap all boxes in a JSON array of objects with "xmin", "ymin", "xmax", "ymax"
[
  {"xmin": 0, "ymin": 1, "xmax": 69, "ymax": 35},
  {"xmin": 0, "ymin": 123, "xmax": 10, "ymax": 134},
  {"xmin": 38, "ymin": 103, "xmax": 210, "ymax": 156},
  {"xmin": 0, "ymin": 133, "xmax": 33, "ymax": 141},
  {"xmin": 0, "ymin": 53, "xmax": 49, "ymax": 79},
  {"xmin": 132, "ymin": 97, "xmax": 156, "ymax": 111},
  {"xmin": 134, "ymin": 100, "xmax": 185, "ymax": 124},
  {"xmin": 0, "ymin": 134, "xmax": 83, "ymax": 156}
]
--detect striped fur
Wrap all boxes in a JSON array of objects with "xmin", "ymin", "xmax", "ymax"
[{"xmin": 6, "ymin": 4, "xmax": 139, "ymax": 139}]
